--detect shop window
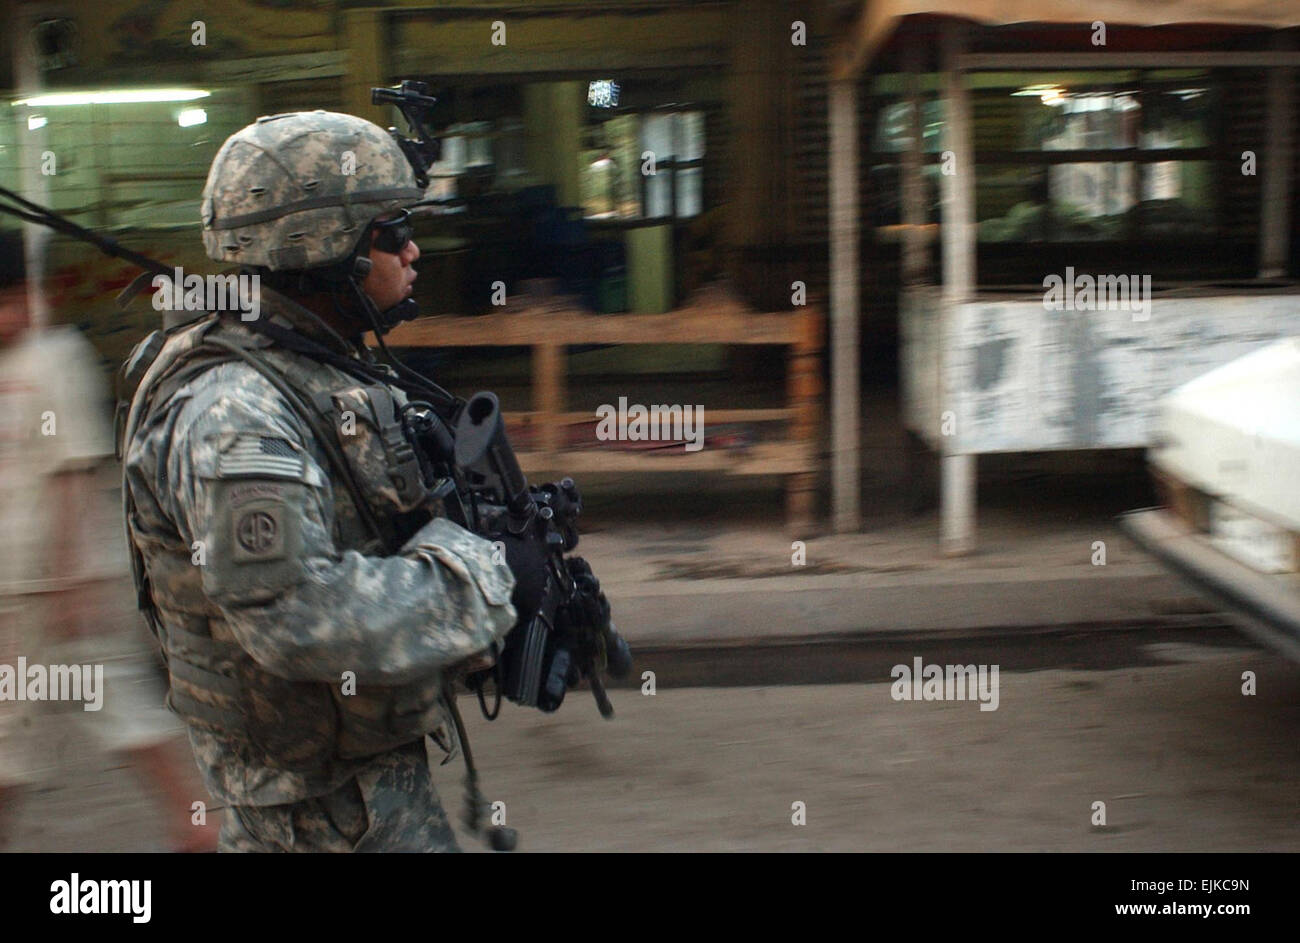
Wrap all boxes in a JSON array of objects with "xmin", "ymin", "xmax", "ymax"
[
  {"xmin": 426, "ymin": 119, "xmax": 526, "ymax": 203},
  {"xmin": 582, "ymin": 109, "xmax": 705, "ymax": 220},
  {"xmin": 0, "ymin": 93, "xmax": 246, "ymax": 230},
  {"xmin": 870, "ymin": 71, "xmax": 1220, "ymax": 243},
  {"xmin": 872, "ymin": 99, "xmax": 946, "ymax": 154}
]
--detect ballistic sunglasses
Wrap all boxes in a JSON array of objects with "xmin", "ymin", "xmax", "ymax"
[{"xmin": 370, "ymin": 209, "xmax": 414, "ymax": 254}]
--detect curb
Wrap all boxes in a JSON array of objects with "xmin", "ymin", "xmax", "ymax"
[
  {"xmin": 608, "ymin": 570, "xmax": 1215, "ymax": 648},
  {"xmin": 600, "ymin": 616, "xmax": 1248, "ymax": 691}
]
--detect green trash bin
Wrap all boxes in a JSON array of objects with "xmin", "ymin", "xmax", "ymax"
[{"xmin": 624, "ymin": 222, "xmax": 673, "ymax": 314}]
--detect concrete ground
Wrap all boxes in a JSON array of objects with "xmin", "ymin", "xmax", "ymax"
[
  {"xmin": 9, "ymin": 644, "xmax": 1297, "ymax": 853},
  {"xmin": 454, "ymin": 648, "xmax": 1300, "ymax": 853},
  {"xmin": 582, "ymin": 504, "xmax": 1214, "ymax": 646}
]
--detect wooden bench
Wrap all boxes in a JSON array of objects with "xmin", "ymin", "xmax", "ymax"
[{"xmin": 383, "ymin": 286, "xmax": 824, "ymax": 534}]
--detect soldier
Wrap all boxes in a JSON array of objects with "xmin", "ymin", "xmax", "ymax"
[{"xmin": 120, "ymin": 112, "xmax": 529, "ymax": 852}]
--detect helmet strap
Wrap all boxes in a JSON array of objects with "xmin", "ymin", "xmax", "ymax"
[
  {"xmin": 342, "ymin": 225, "xmax": 417, "ymax": 335},
  {"xmin": 345, "ymin": 272, "xmax": 419, "ymax": 338}
]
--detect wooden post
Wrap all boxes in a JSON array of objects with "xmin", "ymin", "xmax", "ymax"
[
  {"xmin": 342, "ymin": 9, "xmax": 387, "ymax": 121},
  {"xmin": 726, "ymin": 0, "xmax": 785, "ymax": 253},
  {"xmin": 901, "ymin": 37, "xmax": 926, "ymax": 287},
  {"xmin": 533, "ymin": 343, "xmax": 566, "ymax": 462},
  {"xmin": 523, "ymin": 82, "xmax": 583, "ymax": 207},
  {"xmin": 786, "ymin": 304, "xmax": 824, "ymax": 534},
  {"xmin": 828, "ymin": 77, "xmax": 861, "ymax": 533},
  {"xmin": 12, "ymin": 5, "xmax": 51, "ymax": 331},
  {"xmin": 939, "ymin": 21, "xmax": 976, "ymax": 555},
  {"xmin": 1260, "ymin": 39, "xmax": 1294, "ymax": 278}
]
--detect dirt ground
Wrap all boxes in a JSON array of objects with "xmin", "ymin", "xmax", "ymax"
[{"xmin": 7, "ymin": 642, "xmax": 1298, "ymax": 853}]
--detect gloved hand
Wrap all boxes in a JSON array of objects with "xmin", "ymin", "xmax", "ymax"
[
  {"xmin": 495, "ymin": 530, "xmax": 548, "ymax": 626},
  {"xmin": 558, "ymin": 556, "xmax": 610, "ymax": 631}
]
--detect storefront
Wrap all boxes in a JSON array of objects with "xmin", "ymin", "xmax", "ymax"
[{"xmin": 830, "ymin": 2, "xmax": 1300, "ymax": 549}]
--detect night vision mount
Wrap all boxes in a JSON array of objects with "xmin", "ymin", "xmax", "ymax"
[{"xmin": 372, "ymin": 80, "xmax": 442, "ymax": 188}]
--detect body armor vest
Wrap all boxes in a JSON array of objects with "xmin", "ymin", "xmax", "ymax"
[{"xmin": 120, "ymin": 312, "xmax": 452, "ymax": 772}]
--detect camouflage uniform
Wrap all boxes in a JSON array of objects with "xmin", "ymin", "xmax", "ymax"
[{"xmin": 121, "ymin": 111, "xmax": 517, "ymax": 852}]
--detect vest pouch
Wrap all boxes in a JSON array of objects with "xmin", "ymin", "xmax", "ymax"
[
  {"xmin": 327, "ymin": 385, "xmax": 429, "ymax": 516},
  {"xmin": 235, "ymin": 658, "xmax": 340, "ymax": 772},
  {"xmin": 163, "ymin": 623, "xmax": 339, "ymax": 772},
  {"xmin": 333, "ymin": 676, "xmax": 447, "ymax": 760}
]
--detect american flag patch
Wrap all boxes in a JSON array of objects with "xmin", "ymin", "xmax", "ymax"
[{"xmin": 217, "ymin": 434, "xmax": 305, "ymax": 480}]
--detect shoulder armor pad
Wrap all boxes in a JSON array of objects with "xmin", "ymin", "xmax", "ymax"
[{"xmin": 122, "ymin": 329, "xmax": 166, "ymax": 394}]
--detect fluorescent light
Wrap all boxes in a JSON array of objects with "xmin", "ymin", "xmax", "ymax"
[
  {"xmin": 13, "ymin": 89, "xmax": 210, "ymax": 107},
  {"xmin": 27, "ymin": 115, "xmax": 46, "ymax": 130},
  {"xmin": 1012, "ymin": 84, "xmax": 1059, "ymax": 97},
  {"xmin": 1010, "ymin": 84, "xmax": 1066, "ymax": 106},
  {"xmin": 177, "ymin": 107, "xmax": 207, "ymax": 127}
]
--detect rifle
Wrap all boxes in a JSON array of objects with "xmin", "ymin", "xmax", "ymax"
[
  {"xmin": 401, "ymin": 391, "xmax": 630, "ymax": 853},
  {"xmin": 407, "ymin": 392, "xmax": 632, "ymax": 718}
]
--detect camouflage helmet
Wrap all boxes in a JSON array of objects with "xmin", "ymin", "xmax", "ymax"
[{"xmin": 200, "ymin": 110, "xmax": 424, "ymax": 271}]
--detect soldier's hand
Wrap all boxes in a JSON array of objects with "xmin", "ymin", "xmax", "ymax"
[{"xmin": 560, "ymin": 556, "xmax": 610, "ymax": 630}]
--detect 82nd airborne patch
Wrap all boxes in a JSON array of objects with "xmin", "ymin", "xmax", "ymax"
[{"xmin": 234, "ymin": 506, "xmax": 285, "ymax": 562}]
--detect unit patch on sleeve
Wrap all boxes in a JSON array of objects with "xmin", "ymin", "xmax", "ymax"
[{"xmin": 233, "ymin": 504, "xmax": 287, "ymax": 562}]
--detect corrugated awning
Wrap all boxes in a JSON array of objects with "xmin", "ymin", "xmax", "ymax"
[
  {"xmin": 837, "ymin": 0, "xmax": 1300, "ymax": 77},
  {"xmin": 881, "ymin": 0, "xmax": 1300, "ymax": 29}
]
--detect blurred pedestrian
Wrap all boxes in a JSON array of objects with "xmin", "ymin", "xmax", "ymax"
[{"xmin": 0, "ymin": 229, "xmax": 218, "ymax": 851}]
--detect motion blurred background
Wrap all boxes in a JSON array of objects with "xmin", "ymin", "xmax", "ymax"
[{"xmin": 1, "ymin": 0, "xmax": 1298, "ymax": 852}]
